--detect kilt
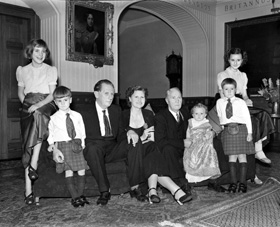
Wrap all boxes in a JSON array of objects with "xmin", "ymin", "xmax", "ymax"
[
  {"xmin": 21, "ymin": 93, "xmax": 57, "ymax": 168},
  {"xmin": 56, "ymin": 141, "xmax": 88, "ymax": 173},
  {"xmin": 221, "ymin": 124, "xmax": 255, "ymax": 155}
]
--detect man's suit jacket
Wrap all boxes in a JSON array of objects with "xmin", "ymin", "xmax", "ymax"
[
  {"xmin": 82, "ymin": 103, "xmax": 126, "ymax": 144},
  {"xmin": 154, "ymin": 106, "xmax": 190, "ymax": 151}
]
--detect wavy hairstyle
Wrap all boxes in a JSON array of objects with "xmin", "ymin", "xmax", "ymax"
[{"xmin": 125, "ymin": 85, "xmax": 148, "ymax": 107}]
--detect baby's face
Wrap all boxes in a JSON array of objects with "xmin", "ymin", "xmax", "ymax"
[{"xmin": 192, "ymin": 107, "xmax": 206, "ymax": 122}]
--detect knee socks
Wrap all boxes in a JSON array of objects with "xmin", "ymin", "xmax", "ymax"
[
  {"xmin": 239, "ymin": 162, "xmax": 247, "ymax": 185},
  {"xmin": 229, "ymin": 162, "xmax": 237, "ymax": 184},
  {"xmin": 77, "ymin": 175, "xmax": 85, "ymax": 197},
  {"xmin": 66, "ymin": 176, "xmax": 78, "ymax": 199}
]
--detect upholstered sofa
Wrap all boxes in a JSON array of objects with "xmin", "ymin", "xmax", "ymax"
[
  {"xmin": 34, "ymin": 93, "xmax": 130, "ymax": 198},
  {"xmin": 34, "ymin": 93, "xmax": 255, "ymax": 199}
]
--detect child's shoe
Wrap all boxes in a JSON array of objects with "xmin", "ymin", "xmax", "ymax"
[
  {"xmin": 227, "ymin": 183, "xmax": 237, "ymax": 193},
  {"xmin": 238, "ymin": 183, "xmax": 247, "ymax": 193},
  {"xmin": 71, "ymin": 197, "xmax": 84, "ymax": 208},
  {"xmin": 80, "ymin": 195, "xmax": 89, "ymax": 205}
]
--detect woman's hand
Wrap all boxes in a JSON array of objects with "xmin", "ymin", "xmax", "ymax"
[
  {"xmin": 244, "ymin": 98, "xmax": 253, "ymax": 107},
  {"xmin": 127, "ymin": 130, "xmax": 139, "ymax": 147},
  {"xmin": 28, "ymin": 103, "xmax": 41, "ymax": 113},
  {"xmin": 247, "ymin": 133, "xmax": 253, "ymax": 142}
]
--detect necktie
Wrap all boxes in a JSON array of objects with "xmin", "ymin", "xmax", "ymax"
[
  {"xmin": 66, "ymin": 113, "xmax": 76, "ymax": 139},
  {"xmin": 103, "ymin": 110, "xmax": 112, "ymax": 137},
  {"xmin": 176, "ymin": 112, "xmax": 180, "ymax": 122},
  {"xmin": 226, "ymin": 98, "xmax": 233, "ymax": 119}
]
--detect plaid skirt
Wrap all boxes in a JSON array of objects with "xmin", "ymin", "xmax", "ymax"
[
  {"xmin": 56, "ymin": 141, "xmax": 88, "ymax": 173},
  {"xmin": 221, "ymin": 124, "xmax": 255, "ymax": 155}
]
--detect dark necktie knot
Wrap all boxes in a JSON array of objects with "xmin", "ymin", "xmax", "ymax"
[
  {"xmin": 103, "ymin": 110, "xmax": 112, "ymax": 137},
  {"xmin": 66, "ymin": 113, "xmax": 76, "ymax": 139}
]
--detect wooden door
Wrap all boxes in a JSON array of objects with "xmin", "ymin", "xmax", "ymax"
[{"xmin": 0, "ymin": 3, "xmax": 39, "ymax": 159}]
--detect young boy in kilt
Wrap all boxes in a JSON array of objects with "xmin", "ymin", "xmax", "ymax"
[
  {"xmin": 47, "ymin": 86, "xmax": 89, "ymax": 207},
  {"xmin": 216, "ymin": 78, "xmax": 255, "ymax": 193}
]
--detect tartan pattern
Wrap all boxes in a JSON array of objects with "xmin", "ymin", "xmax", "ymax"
[
  {"xmin": 221, "ymin": 124, "xmax": 255, "ymax": 155},
  {"xmin": 56, "ymin": 141, "xmax": 88, "ymax": 173},
  {"xmin": 226, "ymin": 98, "xmax": 233, "ymax": 119}
]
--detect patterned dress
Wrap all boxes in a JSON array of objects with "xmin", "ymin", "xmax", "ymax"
[{"xmin": 183, "ymin": 119, "xmax": 221, "ymax": 183}]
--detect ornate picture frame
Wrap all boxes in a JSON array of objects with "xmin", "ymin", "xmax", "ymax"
[
  {"xmin": 225, "ymin": 14, "xmax": 280, "ymax": 93},
  {"xmin": 66, "ymin": 0, "xmax": 114, "ymax": 68}
]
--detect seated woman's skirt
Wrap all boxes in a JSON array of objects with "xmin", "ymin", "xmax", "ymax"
[{"xmin": 20, "ymin": 93, "xmax": 57, "ymax": 168}]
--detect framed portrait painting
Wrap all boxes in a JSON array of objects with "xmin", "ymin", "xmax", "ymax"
[{"xmin": 66, "ymin": 0, "xmax": 114, "ymax": 67}]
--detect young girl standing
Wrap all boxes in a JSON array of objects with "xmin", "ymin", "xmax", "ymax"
[
  {"xmin": 16, "ymin": 39, "xmax": 57, "ymax": 205},
  {"xmin": 216, "ymin": 78, "xmax": 255, "ymax": 193},
  {"xmin": 183, "ymin": 103, "xmax": 221, "ymax": 183}
]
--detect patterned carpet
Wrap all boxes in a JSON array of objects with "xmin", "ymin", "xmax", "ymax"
[
  {"xmin": 172, "ymin": 177, "xmax": 280, "ymax": 227},
  {"xmin": 0, "ymin": 136, "xmax": 279, "ymax": 227},
  {"xmin": 0, "ymin": 172, "xmax": 274, "ymax": 227}
]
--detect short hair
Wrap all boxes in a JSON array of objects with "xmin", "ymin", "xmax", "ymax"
[
  {"xmin": 221, "ymin": 78, "xmax": 237, "ymax": 89},
  {"xmin": 94, "ymin": 79, "xmax": 114, "ymax": 92},
  {"xmin": 224, "ymin": 47, "xmax": 248, "ymax": 67},
  {"xmin": 191, "ymin": 103, "xmax": 208, "ymax": 114},
  {"xmin": 125, "ymin": 85, "xmax": 148, "ymax": 107},
  {"xmin": 53, "ymin": 86, "xmax": 72, "ymax": 99},
  {"xmin": 24, "ymin": 39, "xmax": 51, "ymax": 59},
  {"xmin": 166, "ymin": 87, "xmax": 181, "ymax": 99}
]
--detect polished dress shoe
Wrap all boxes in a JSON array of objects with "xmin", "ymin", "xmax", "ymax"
[
  {"xmin": 129, "ymin": 187, "xmax": 148, "ymax": 202},
  {"xmin": 227, "ymin": 183, "xmax": 237, "ymax": 193},
  {"xmin": 80, "ymin": 195, "xmax": 90, "ymax": 205},
  {"xmin": 71, "ymin": 197, "xmax": 84, "ymax": 208},
  {"xmin": 97, "ymin": 191, "xmax": 111, "ymax": 205},
  {"xmin": 207, "ymin": 182, "xmax": 227, "ymax": 193},
  {"xmin": 238, "ymin": 183, "xmax": 247, "ymax": 193}
]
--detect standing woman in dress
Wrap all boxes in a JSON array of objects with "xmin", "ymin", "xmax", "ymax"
[{"xmin": 16, "ymin": 39, "xmax": 58, "ymax": 205}]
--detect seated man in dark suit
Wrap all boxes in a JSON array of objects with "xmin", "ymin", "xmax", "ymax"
[
  {"xmin": 53, "ymin": 79, "xmax": 146, "ymax": 205},
  {"xmin": 154, "ymin": 87, "xmax": 192, "ymax": 197}
]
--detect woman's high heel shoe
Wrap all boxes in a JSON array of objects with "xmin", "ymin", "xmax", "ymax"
[
  {"xmin": 24, "ymin": 192, "xmax": 34, "ymax": 205},
  {"xmin": 148, "ymin": 188, "xmax": 161, "ymax": 204},
  {"xmin": 172, "ymin": 188, "xmax": 192, "ymax": 205},
  {"xmin": 28, "ymin": 165, "xmax": 38, "ymax": 181}
]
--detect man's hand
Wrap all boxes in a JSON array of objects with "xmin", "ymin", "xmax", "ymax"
[
  {"xmin": 127, "ymin": 130, "xmax": 139, "ymax": 147},
  {"xmin": 52, "ymin": 147, "xmax": 64, "ymax": 163}
]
